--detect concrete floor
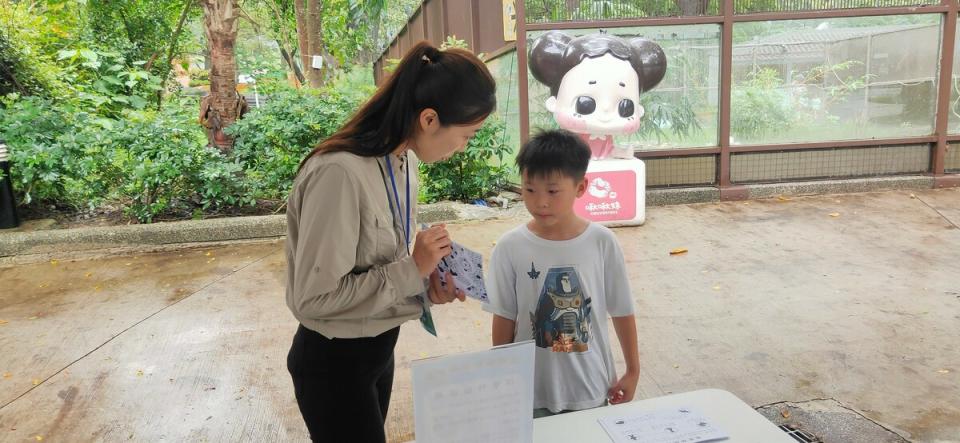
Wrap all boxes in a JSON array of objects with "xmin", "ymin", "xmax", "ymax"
[{"xmin": 0, "ymin": 188, "xmax": 958, "ymax": 443}]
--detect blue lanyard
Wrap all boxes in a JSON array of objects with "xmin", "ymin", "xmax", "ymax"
[{"xmin": 384, "ymin": 155, "xmax": 410, "ymax": 248}]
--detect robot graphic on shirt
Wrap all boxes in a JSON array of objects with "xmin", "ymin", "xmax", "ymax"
[
  {"xmin": 527, "ymin": 30, "xmax": 666, "ymax": 160},
  {"xmin": 531, "ymin": 266, "xmax": 592, "ymax": 353}
]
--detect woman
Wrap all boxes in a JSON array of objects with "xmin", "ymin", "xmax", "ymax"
[{"xmin": 285, "ymin": 41, "xmax": 496, "ymax": 442}]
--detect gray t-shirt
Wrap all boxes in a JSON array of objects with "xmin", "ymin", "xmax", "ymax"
[{"xmin": 483, "ymin": 223, "xmax": 635, "ymax": 412}]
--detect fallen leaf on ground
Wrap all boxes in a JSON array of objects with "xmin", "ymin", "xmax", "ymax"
[
  {"xmin": 0, "ymin": 320, "xmax": 7, "ymax": 325},
  {"xmin": 38, "ymin": 283, "xmax": 48, "ymax": 288},
  {"xmin": 673, "ymin": 364, "xmax": 680, "ymax": 369},
  {"xmin": 670, "ymin": 248, "xmax": 688, "ymax": 256},
  {"xmin": 49, "ymin": 260, "xmax": 58, "ymax": 266},
  {"xmin": 205, "ymin": 252, "xmax": 213, "ymax": 257},
  {"xmin": 35, "ymin": 436, "xmax": 43, "ymax": 441},
  {"xmin": 85, "ymin": 272, "xmax": 93, "ymax": 278},
  {"xmin": 777, "ymin": 195, "xmax": 791, "ymax": 202},
  {"xmin": 3, "ymin": 372, "xmax": 11, "ymax": 379},
  {"xmin": 829, "ymin": 212, "xmax": 840, "ymax": 217},
  {"xmin": 909, "ymin": 194, "xmax": 916, "ymax": 199},
  {"xmin": 780, "ymin": 408, "xmax": 791, "ymax": 418},
  {"xmin": 937, "ymin": 369, "xmax": 950, "ymax": 374},
  {"xmin": 32, "ymin": 379, "xmax": 40, "ymax": 385},
  {"xmin": 712, "ymin": 285, "xmax": 722, "ymax": 291},
  {"xmin": 28, "ymin": 316, "xmax": 37, "ymax": 320},
  {"xmin": 136, "ymin": 370, "xmax": 144, "ymax": 377}
]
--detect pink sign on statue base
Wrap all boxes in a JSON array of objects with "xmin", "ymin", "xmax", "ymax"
[{"xmin": 574, "ymin": 158, "xmax": 646, "ymax": 227}]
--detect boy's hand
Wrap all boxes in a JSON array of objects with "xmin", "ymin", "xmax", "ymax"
[{"xmin": 607, "ymin": 370, "xmax": 639, "ymax": 404}]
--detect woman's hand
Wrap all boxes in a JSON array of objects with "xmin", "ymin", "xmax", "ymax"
[
  {"xmin": 412, "ymin": 224, "xmax": 451, "ymax": 278},
  {"xmin": 427, "ymin": 270, "xmax": 465, "ymax": 304}
]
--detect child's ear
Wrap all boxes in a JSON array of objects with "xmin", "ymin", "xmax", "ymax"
[{"xmin": 576, "ymin": 177, "xmax": 588, "ymax": 197}]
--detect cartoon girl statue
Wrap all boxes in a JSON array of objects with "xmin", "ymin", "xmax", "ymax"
[{"xmin": 528, "ymin": 31, "xmax": 667, "ymax": 160}]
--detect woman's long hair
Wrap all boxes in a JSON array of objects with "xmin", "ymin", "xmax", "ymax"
[{"xmin": 298, "ymin": 41, "xmax": 496, "ymax": 171}]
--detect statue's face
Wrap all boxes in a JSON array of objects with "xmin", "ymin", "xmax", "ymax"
[
  {"xmin": 546, "ymin": 54, "xmax": 644, "ymax": 137},
  {"xmin": 560, "ymin": 274, "xmax": 572, "ymax": 293}
]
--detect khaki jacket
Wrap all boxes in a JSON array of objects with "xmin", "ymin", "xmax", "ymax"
[{"xmin": 285, "ymin": 150, "xmax": 425, "ymax": 338}]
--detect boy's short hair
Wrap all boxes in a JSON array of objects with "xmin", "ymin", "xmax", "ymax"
[{"xmin": 515, "ymin": 129, "xmax": 591, "ymax": 181}]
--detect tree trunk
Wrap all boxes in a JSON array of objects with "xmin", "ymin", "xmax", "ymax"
[
  {"xmin": 280, "ymin": 46, "xmax": 305, "ymax": 86},
  {"xmin": 305, "ymin": 0, "xmax": 324, "ymax": 87},
  {"xmin": 294, "ymin": 0, "xmax": 310, "ymax": 85},
  {"xmin": 294, "ymin": 0, "xmax": 330, "ymax": 88},
  {"xmin": 676, "ymin": 0, "xmax": 709, "ymax": 15},
  {"xmin": 201, "ymin": 0, "xmax": 241, "ymax": 151}
]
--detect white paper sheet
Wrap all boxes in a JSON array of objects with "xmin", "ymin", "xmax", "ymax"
[
  {"xmin": 436, "ymin": 241, "xmax": 488, "ymax": 302},
  {"xmin": 412, "ymin": 341, "xmax": 535, "ymax": 443},
  {"xmin": 598, "ymin": 406, "xmax": 729, "ymax": 443}
]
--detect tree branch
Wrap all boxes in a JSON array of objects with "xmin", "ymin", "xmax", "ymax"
[{"xmin": 157, "ymin": 0, "xmax": 196, "ymax": 110}]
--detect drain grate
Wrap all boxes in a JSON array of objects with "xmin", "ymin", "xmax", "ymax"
[{"xmin": 779, "ymin": 424, "xmax": 822, "ymax": 443}]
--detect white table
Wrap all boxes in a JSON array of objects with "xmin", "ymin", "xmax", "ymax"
[{"xmin": 533, "ymin": 388, "xmax": 795, "ymax": 443}]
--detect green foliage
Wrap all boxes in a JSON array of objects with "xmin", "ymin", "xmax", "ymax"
[
  {"xmin": 0, "ymin": 2, "xmax": 67, "ymax": 96},
  {"xmin": 731, "ymin": 62, "xmax": 869, "ymax": 141},
  {"xmin": 418, "ymin": 117, "xmax": 512, "ymax": 203},
  {"xmin": 56, "ymin": 47, "xmax": 163, "ymax": 117},
  {"xmin": 84, "ymin": 0, "xmax": 196, "ymax": 75},
  {"xmin": 0, "ymin": 94, "xmax": 252, "ymax": 223},
  {"xmin": 225, "ymin": 82, "xmax": 368, "ymax": 199},
  {"xmin": 636, "ymin": 93, "xmax": 702, "ymax": 144},
  {"xmin": 0, "ymin": 96, "xmax": 100, "ymax": 206},
  {"xmin": 111, "ymin": 105, "xmax": 251, "ymax": 222},
  {"xmin": 322, "ymin": 0, "xmax": 368, "ymax": 65},
  {"xmin": 730, "ymin": 68, "xmax": 793, "ymax": 140}
]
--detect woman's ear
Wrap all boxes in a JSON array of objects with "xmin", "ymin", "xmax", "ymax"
[
  {"xmin": 418, "ymin": 108, "xmax": 440, "ymax": 134},
  {"xmin": 545, "ymin": 96, "xmax": 558, "ymax": 113}
]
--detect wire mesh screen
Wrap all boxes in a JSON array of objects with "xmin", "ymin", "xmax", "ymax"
[
  {"xmin": 948, "ymin": 142, "xmax": 960, "ymax": 173},
  {"xmin": 645, "ymin": 155, "xmax": 718, "ymax": 187},
  {"xmin": 734, "ymin": 0, "xmax": 939, "ymax": 14},
  {"xmin": 730, "ymin": 144, "xmax": 931, "ymax": 183},
  {"xmin": 525, "ymin": 0, "xmax": 719, "ymax": 24}
]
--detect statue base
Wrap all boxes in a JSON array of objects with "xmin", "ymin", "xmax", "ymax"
[{"xmin": 574, "ymin": 158, "xmax": 645, "ymax": 227}]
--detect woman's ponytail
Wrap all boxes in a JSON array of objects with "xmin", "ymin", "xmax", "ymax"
[{"xmin": 298, "ymin": 40, "xmax": 496, "ymax": 171}]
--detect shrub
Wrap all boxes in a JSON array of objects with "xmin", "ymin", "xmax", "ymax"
[
  {"xmin": 226, "ymin": 85, "xmax": 367, "ymax": 199},
  {"xmin": 418, "ymin": 116, "xmax": 512, "ymax": 203},
  {"xmin": 0, "ymin": 95, "xmax": 105, "ymax": 207},
  {"xmin": 112, "ymin": 105, "xmax": 251, "ymax": 222},
  {"xmin": 730, "ymin": 68, "xmax": 793, "ymax": 141}
]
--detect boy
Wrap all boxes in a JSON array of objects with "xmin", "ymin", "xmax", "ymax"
[{"xmin": 483, "ymin": 129, "xmax": 639, "ymax": 417}]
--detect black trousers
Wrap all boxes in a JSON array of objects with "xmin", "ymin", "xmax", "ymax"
[{"xmin": 287, "ymin": 324, "xmax": 400, "ymax": 443}]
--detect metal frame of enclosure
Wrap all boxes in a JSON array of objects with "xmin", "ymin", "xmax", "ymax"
[{"xmin": 376, "ymin": 0, "xmax": 960, "ymax": 196}]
